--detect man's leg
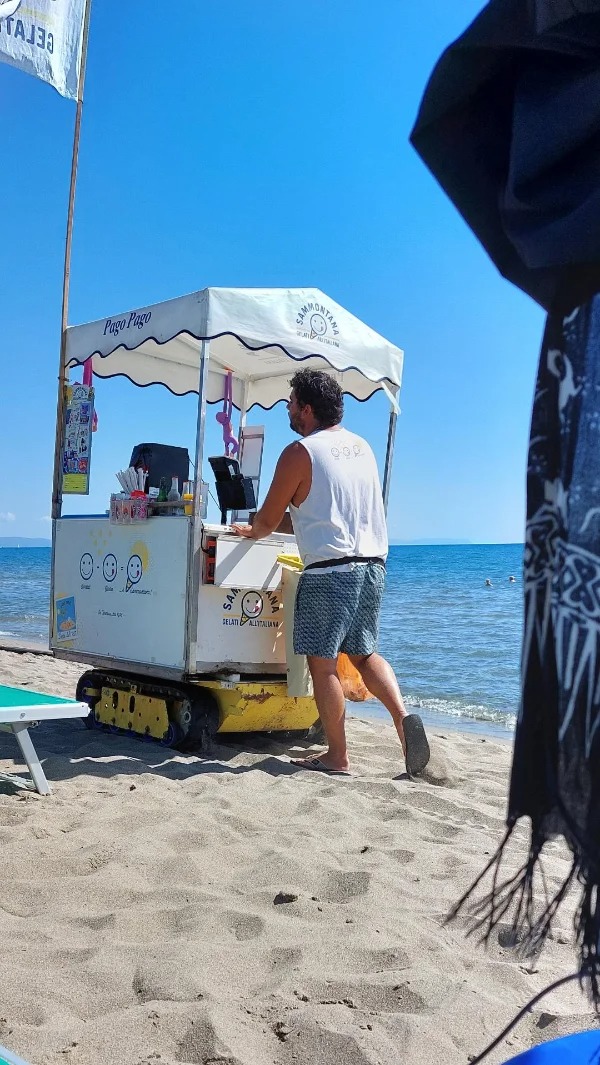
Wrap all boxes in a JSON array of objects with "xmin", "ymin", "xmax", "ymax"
[
  {"xmin": 294, "ymin": 655, "xmax": 350, "ymax": 772},
  {"xmin": 348, "ymin": 652, "xmax": 408, "ymax": 756}
]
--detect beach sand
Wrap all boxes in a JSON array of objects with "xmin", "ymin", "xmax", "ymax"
[{"xmin": 0, "ymin": 648, "xmax": 594, "ymax": 1065}]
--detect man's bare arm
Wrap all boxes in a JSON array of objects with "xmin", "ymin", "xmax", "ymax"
[{"xmin": 231, "ymin": 442, "xmax": 309, "ymax": 539}]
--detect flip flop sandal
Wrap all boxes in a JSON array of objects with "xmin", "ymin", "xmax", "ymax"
[
  {"xmin": 290, "ymin": 757, "xmax": 351, "ymax": 777},
  {"xmin": 403, "ymin": 714, "xmax": 431, "ymax": 777}
]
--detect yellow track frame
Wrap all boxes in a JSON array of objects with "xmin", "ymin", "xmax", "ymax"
[
  {"xmin": 88, "ymin": 677, "xmax": 318, "ymax": 737},
  {"xmin": 96, "ymin": 686, "xmax": 169, "ymax": 739},
  {"xmin": 194, "ymin": 680, "xmax": 318, "ymax": 733}
]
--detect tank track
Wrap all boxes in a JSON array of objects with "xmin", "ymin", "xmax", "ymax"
[{"xmin": 76, "ymin": 669, "xmax": 219, "ymax": 752}]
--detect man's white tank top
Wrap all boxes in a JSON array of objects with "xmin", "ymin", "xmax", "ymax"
[{"xmin": 288, "ymin": 426, "xmax": 388, "ymax": 568}]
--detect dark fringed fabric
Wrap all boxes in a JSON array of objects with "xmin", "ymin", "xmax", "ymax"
[
  {"xmin": 448, "ymin": 290, "xmax": 600, "ymax": 1004},
  {"xmin": 410, "ymin": 0, "xmax": 600, "ymax": 1006}
]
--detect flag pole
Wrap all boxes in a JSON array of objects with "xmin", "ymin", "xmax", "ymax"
[{"xmin": 51, "ymin": 0, "xmax": 93, "ymax": 520}]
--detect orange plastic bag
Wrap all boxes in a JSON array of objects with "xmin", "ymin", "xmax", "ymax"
[{"xmin": 337, "ymin": 653, "xmax": 372, "ymax": 702}]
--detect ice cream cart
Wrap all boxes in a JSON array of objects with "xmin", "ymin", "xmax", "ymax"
[{"xmin": 50, "ymin": 287, "xmax": 403, "ymax": 748}]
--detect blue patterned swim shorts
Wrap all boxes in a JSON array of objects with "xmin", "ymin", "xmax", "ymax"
[{"xmin": 293, "ymin": 562, "xmax": 385, "ymax": 658}]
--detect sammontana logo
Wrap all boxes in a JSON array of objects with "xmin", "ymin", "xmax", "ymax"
[
  {"xmin": 222, "ymin": 588, "xmax": 280, "ymax": 628},
  {"xmin": 296, "ymin": 301, "xmax": 340, "ymax": 348}
]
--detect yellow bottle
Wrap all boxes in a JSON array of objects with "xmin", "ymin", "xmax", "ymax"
[{"xmin": 182, "ymin": 480, "xmax": 194, "ymax": 516}]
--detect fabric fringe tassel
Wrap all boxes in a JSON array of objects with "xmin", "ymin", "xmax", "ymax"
[{"xmin": 446, "ymin": 819, "xmax": 600, "ymax": 1008}]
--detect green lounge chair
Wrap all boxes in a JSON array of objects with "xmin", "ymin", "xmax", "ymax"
[
  {"xmin": 0, "ymin": 1044, "xmax": 32, "ymax": 1064},
  {"xmin": 0, "ymin": 685, "xmax": 87, "ymax": 795}
]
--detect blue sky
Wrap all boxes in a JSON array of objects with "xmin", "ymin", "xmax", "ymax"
[{"xmin": 0, "ymin": 1, "xmax": 544, "ymax": 544}]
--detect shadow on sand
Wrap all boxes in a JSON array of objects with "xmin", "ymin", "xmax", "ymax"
[{"xmin": 3, "ymin": 718, "xmax": 324, "ymax": 788}]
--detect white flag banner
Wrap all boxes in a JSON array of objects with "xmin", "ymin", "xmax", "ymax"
[{"xmin": 0, "ymin": 0, "xmax": 86, "ymax": 100}]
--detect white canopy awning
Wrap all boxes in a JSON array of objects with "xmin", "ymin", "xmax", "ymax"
[{"xmin": 65, "ymin": 287, "xmax": 404, "ymax": 410}]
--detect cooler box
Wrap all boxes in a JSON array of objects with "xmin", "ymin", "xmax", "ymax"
[{"xmin": 129, "ymin": 443, "xmax": 189, "ymax": 493}]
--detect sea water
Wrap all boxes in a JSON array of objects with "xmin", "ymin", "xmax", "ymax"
[
  {"xmin": 0, "ymin": 548, "xmax": 51, "ymax": 645},
  {"xmin": 0, "ymin": 544, "xmax": 523, "ymax": 737},
  {"xmin": 372, "ymin": 543, "xmax": 522, "ymax": 738}
]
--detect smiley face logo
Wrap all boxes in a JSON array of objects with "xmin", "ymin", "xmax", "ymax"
[
  {"xmin": 80, "ymin": 553, "xmax": 94, "ymax": 581},
  {"xmin": 126, "ymin": 554, "xmax": 143, "ymax": 591},
  {"xmin": 125, "ymin": 541, "xmax": 150, "ymax": 591},
  {"xmin": 103, "ymin": 553, "xmax": 118, "ymax": 583},
  {"xmin": 309, "ymin": 313, "xmax": 327, "ymax": 340},
  {"xmin": 240, "ymin": 591, "xmax": 263, "ymax": 625},
  {"xmin": 331, "ymin": 447, "xmax": 340, "ymax": 460}
]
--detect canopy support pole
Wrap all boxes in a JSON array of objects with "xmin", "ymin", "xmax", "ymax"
[
  {"xmin": 238, "ymin": 379, "xmax": 250, "ymax": 433},
  {"xmin": 186, "ymin": 340, "xmax": 211, "ymax": 672},
  {"xmin": 382, "ymin": 410, "xmax": 397, "ymax": 515},
  {"xmin": 49, "ymin": 0, "xmax": 92, "ymax": 650},
  {"xmin": 50, "ymin": 0, "xmax": 93, "ymax": 522}
]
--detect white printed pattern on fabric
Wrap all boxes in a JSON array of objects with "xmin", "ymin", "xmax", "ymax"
[
  {"xmin": 522, "ymin": 329, "xmax": 600, "ymax": 758},
  {"xmin": 293, "ymin": 563, "xmax": 385, "ymax": 658}
]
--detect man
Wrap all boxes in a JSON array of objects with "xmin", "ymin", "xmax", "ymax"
[{"xmin": 232, "ymin": 368, "xmax": 430, "ymax": 777}]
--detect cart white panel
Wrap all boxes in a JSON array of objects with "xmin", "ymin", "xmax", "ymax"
[
  {"xmin": 195, "ymin": 581, "xmax": 286, "ymax": 672},
  {"xmin": 214, "ymin": 537, "xmax": 284, "ymax": 590},
  {"xmin": 52, "ymin": 517, "xmax": 189, "ymax": 669}
]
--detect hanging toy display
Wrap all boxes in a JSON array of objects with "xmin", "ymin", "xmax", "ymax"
[
  {"xmin": 82, "ymin": 357, "xmax": 98, "ymax": 432},
  {"xmin": 216, "ymin": 370, "xmax": 238, "ymax": 457}
]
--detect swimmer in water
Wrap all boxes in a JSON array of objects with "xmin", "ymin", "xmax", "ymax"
[
  {"xmin": 485, "ymin": 578, "xmax": 492, "ymax": 587},
  {"xmin": 509, "ymin": 575, "xmax": 516, "ymax": 583}
]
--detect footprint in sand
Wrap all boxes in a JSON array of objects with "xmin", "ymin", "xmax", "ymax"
[
  {"xmin": 225, "ymin": 911, "xmax": 265, "ymax": 941},
  {"xmin": 430, "ymin": 852, "xmax": 469, "ymax": 880},
  {"xmin": 388, "ymin": 847, "xmax": 415, "ymax": 864},
  {"xmin": 170, "ymin": 829, "xmax": 211, "ymax": 852},
  {"xmin": 78, "ymin": 913, "xmax": 116, "ymax": 931},
  {"xmin": 157, "ymin": 905, "xmax": 203, "ymax": 937},
  {"xmin": 317, "ymin": 978, "xmax": 427, "ymax": 1014},
  {"xmin": 410, "ymin": 790, "xmax": 506, "ymax": 835},
  {"xmin": 56, "ymin": 844, "xmax": 120, "ymax": 877},
  {"xmin": 0, "ymin": 807, "xmax": 30, "ymax": 827},
  {"xmin": 287, "ymin": 1023, "xmax": 374, "ymax": 1065},
  {"xmin": 258, "ymin": 946, "xmax": 304, "ymax": 996},
  {"xmin": 359, "ymin": 946, "xmax": 412, "ymax": 972},
  {"xmin": 54, "ymin": 946, "xmax": 98, "ymax": 967},
  {"xmin": 133, "ymin": 960, "xmax": 205, "ymax": 1004},
  {"xmin": 176, "ymin": 1013, "xmax": 235, "ymax": 1064},
  {"xmin": 347, "ymin": 780, "xmax": 403, "ymax": 802},
  {"xmin": 271, "ymin": 946, "xmax": 302, "ymax": 966},
  {"xmin": 381, "ymin": 805, "xmax": 415, "ymax": 823},
  {"xmin": 323, "ymin": 870, "xmax": 371, "ymax": 903},
  {"xmin": 421, "ymin": 819, "xmax": 461, "ymax": 843},
  {"xmin": 405, "ymin": 791, "xmax": 468, "ymax": 819}
]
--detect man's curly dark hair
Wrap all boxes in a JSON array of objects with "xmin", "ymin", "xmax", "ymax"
[{"xmin": 289, "ymin": 369, "xmax": 344, "ymax": 428}]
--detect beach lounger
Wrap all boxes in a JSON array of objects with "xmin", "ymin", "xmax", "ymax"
[
  {"xmin": 0, "ymin": 1044, "xmax": 32, "ymax": 1065},
  {"xmin": 0, "ymin": 685, "xmax": 87, "ymax": 796}
]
